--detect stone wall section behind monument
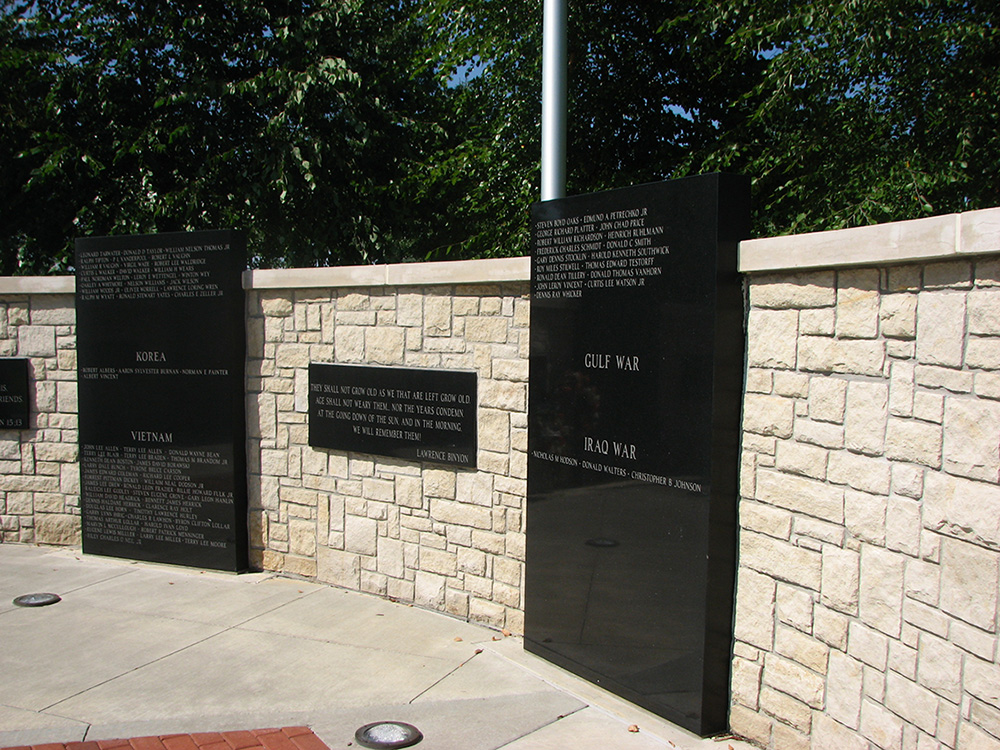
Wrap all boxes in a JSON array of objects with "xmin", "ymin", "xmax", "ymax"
[
  {"xmin": 0, "ymin": 289, "xmax": 79, "ymax": 545},
  {"xmin": 733, "ymin": 252, "xmax": 1000, "ymax": 750},
  {"xmin": 4, "ymin": 207, "xmax": 1000, "ymax": 748},
  {"xmin": 246, "ymin": 281, "xmax": 530, "ymax": 633}
]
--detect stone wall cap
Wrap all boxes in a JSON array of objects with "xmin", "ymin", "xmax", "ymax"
[
  {"xmin": 244, "ymin": 257, "xmax": 531, "ymax": 289},
  {"xmin": 0, "ymin": 258, "xmax": 532, "ymax": 294},
  {"xmin": 739, "ymin": 206, "xmax": 1000, "ymax": 273},
  {"xmin": 0, "ymin": 276, "xmax": 75, "ymax": 294},
  {"xmin": 9, "ymin": 208, "xmax": 998, "ymax": 286}
]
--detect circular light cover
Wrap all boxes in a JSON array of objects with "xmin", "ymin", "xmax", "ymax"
[
  {"xmin": 354, "ymin": 722, "xmax": 423, "ymax": 749},
  {"xmin": 13, "ymin": 593, "xmax": 61, "ymax": 607}
]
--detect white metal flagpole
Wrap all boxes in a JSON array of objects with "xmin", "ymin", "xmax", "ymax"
[{"xmin": 541, "ymin": 0, "xmax": 567, "ymax": 201}]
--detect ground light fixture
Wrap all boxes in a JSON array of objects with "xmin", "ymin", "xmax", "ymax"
[
  {"xmin": 12, "ymin": 593, "xmax": 61, "ymax": 607},
  {"xmin": 353, "ymin": 722, "xmax": 423, "ymax": 749}
]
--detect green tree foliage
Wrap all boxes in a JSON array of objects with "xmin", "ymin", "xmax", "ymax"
[
  {"xmin": 1, "ymin": 0, "xmax": 468, "ymax": 273},
  {"xmin": 421, "ymin": 1, "xmax": 764, "ymax": 256},
  {"xmin": 4, "ymin": 0, "xmax": 998, "ymax": 274},
  {"xmin": 1, "ymin": 2, "xmax": 62, "ymax": 274},
  {"xmin": 671, "ymin": 0, "xmax": 1000, "ymax": 235},
  {"xmin": 409, "ymin": 3, "xmax": 542, "ymax": 260},
  {"xmin": 425, "ymin": 0, "xmax": 1000, "ymax": 243}
]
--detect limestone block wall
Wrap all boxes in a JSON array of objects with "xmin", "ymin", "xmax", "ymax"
[
  {"xmin": 733, "ymin": 208, "xmax": 1000, "ymax": 750},
  {"xmin": 244, "ymin": 259, "xmax": 531, "ymax": 633},
  {"xmin": 0, "ymin": 278, "xmax": 79, "ymax": 545},
  {"xmin": 4, "ymin": 208, "xmax": 1000, "ymax": 746}
]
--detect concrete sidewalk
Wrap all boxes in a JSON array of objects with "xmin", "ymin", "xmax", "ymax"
[{"xmin": 0, "ymin": 545, "xmax": 751, "ymax": 750}]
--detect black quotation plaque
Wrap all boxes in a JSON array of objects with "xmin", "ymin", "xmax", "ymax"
[
  {"xmin": 75, "ymin": 230, "xmax": 248, "ymax": 572},
  {"xmin": 0, "ymin": 359, "xmax": 29, "ymax": 429},
  {"xmin": 526, "ymin": 174, "xmax": 749, "ymax": 735},
  {"xmin": 309, "ymin": 364, "xmax": 476, "ymax": 468}
]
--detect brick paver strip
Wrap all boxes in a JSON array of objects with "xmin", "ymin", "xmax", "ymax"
[
  {"xmin": 285, "ymin": 733, "xmax": 327, "ymax": 750},
  {"xmin": 1, "ymin": 728, "xmax": 331, "ymax": 750},
  {"xmin": 186, "ymin": 736, "xmax": 222, "ymax": 747},
  {"xmin": 129, "ymin": 737, "xmax": 166, "ymax": 750},
  {"xmin": 220, "ymin": 732, "xmax": 258, "ymax": 750},
  {"xmin": 254, "ymin": 731, "xmax": 299, "ymax": 750},
  {"xmin": 160, "ymin": 737, "xmax": 199, "ymax": 750}
]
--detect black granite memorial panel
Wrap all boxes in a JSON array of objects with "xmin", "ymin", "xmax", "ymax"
[
  {"xmin": 525, "ymin": 174, "xmax": 749, "ymax": 735},
  {"xmin": 75, "ymin": 230, "xmax": 248, "ymax": 572},
  {"xmin": 309, "ymin": 363, "xmax": 477, "ymax": 468},
  {"xmin": 0, "ymin": 359, "xmax": 29, "ymax": 429}
]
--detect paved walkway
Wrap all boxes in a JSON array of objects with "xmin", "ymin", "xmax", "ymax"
[{"xmin": 0, "ymin": 545, "xmax": 753, "ymax": 750}]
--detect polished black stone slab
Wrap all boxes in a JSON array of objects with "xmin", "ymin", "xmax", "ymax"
[
  {"xmin": 309, "ymin": 363, "xmax": 477, "ymax": 468},
  {"xmin": 0, "ymin": 359, "xmax": 29, "ymax": 429},
  {"xmin": 525, "ymin": 174, "xmax": 749, "ymax": 735},
  {"xmin": 75, "ymin": 230, "xmax": 248, "ymax": 572}
]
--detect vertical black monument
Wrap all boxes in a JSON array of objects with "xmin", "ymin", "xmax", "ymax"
[
  {"xmin": 75, "ymin": 230, "xmax": 248, "ymax": 572},
  {"xmin": 526, "ymin": 174, "xmax": 749, "ymax": 735}
]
